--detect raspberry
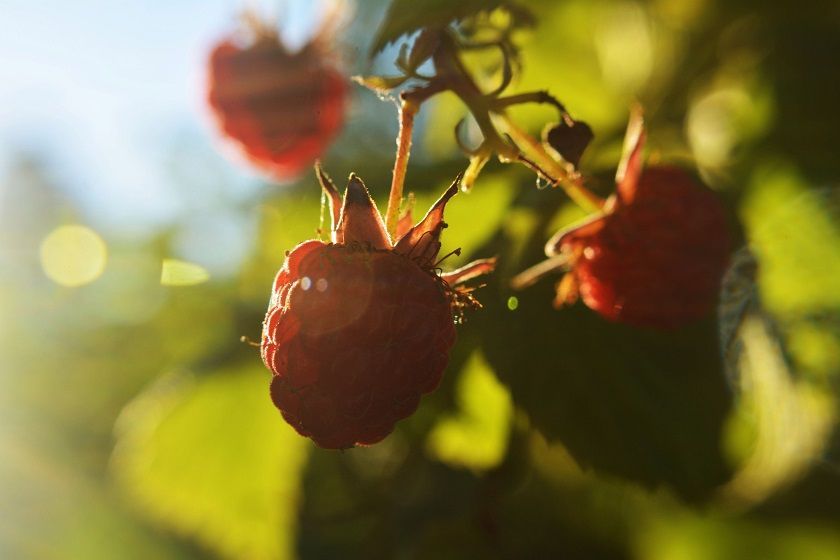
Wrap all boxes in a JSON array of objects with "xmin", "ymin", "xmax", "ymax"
[
  {"xmin": 516, "ymin": 113, "xmax": 730, "ymax": 329},
  {"xmin": 555, "ymin": 166, "xmax": 731, "ymax": 328},
  {"xmin": 206, "ymin": 18, "xmax": 347, "ymax": 181},
  {"xmin": 261, "ymin": 168, "xmax": 495, "ymax": 448}
]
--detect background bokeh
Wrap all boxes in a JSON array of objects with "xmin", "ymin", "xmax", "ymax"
[{"xmin": 2, "ymin": 0, "xmax": 840, "ymax": 558}]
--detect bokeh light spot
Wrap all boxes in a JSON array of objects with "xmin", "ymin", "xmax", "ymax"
[
  {"xmin": 40, "ymin": 225, "xmax": 107, "ymax": 287},
  {"xmin": 507, "ymin": 296, "xmax": 519, "ymax": 311},
  {"xmin": 160, "ymin": 259, "xmax": 210, "ymax": 286},
  {"xmin": 594, "ymin": 1, "xmax": 653, "ymax": 94}
]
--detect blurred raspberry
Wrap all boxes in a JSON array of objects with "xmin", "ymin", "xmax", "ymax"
[
  {"xmin": 261, "ymin": 168, "xmax": 495, "ymax": 448},
  {"xmin": 206, "ymin": 14, "xmax": 347, "ymax": 180},
  {"xmin": 516, "ymin": 111, "xmax": 731, "ymax": 329},
  {"xmin": 554, "ymin": 165, "xmax": 731, "ymax": 328}
]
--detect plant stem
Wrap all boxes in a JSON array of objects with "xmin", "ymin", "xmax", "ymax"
[
  {"xmin": 385, "ymin": 98, "xmax": 418, "ymax": 240},
  {"xmin": 384, "ymin": 84, "xmax": 446, "ymax": 240},
  {"xmin": 431, "ymin": 32, "xmax": 603, "ymax": 211},
  {"xmin": 493, "ymin": 91, "xmax": 567, "ymax": 117},
  {"xmin": 432, "ymin": 33, "xmax": 517, "ymax": 161},
  {"xmin": 496, "ymin": 113, "xmax": 605, "ymax": 212}
]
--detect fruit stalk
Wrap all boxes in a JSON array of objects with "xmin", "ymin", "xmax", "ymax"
[
  {"xmin": 385, "ymin": 97, "xmax": 418, "ymax": 239},
  {"xmin": 384, "ymin": 84, "xmax": 446, "ymax": 239}
]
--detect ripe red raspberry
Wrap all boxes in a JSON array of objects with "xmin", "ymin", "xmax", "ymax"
[
  {"xmin": 517, "ymin": 114, "xmax": 730, "ymax": 328},
  {"xmin": 206, "ymin": 15, "xmax": 347, "ymax": 181},
  {"xmin": 261, "ymin": 167, "xmax": 495, "ymax": 449}
]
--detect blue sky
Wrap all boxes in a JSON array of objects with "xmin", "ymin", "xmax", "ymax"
[{"xmin": 0, "ymin": 0, "xmax": 321, "ymax": 236}]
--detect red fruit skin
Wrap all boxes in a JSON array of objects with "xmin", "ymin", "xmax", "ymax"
[
  {"xmin": 559, "ymin": 166, "xmax": 730, "ymax": 329},
  {"xmin": 206, "ymin": 38, "xmax": 346, "ymax": 180},
  {"xmin": 261, "ymin": 242, "xmax": 456, "ymax": 449}
]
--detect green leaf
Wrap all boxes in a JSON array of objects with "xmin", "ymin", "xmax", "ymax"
[
  {"xmin": 640, "ymin": 513, "xmax": 840, "ymax": 560},
  {"xmin": 743, "ymin": 163, "xmax": 840, "ymax": 315},
  {"xmin": 406, "ymin": 29, "xmax": 441, "ymax": 70},
  {"xmin": 720, "ymin": 162, "xmax": 840, "ymax": 505},
  {"xmin": 476, "ymin": 209, "xmax": 734, "ymax": 500},
  {"xmin": 720, "ymin": 316, "xmax": 834, "ymax": 505},
  {"xmin": 370, "ymin": 0, "xmax": 517, "ymax": 55},
  {"xmin": 111, "ymin": 365, "xmax": 310, "ymax": 560},
  {"xmin": 426, "ymin": 350, "xmax": 513, "ymax": 471}
]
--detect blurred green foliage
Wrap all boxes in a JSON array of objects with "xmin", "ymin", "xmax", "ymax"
[{"xmin": 2, "ymin": 0, "xmax": 840, "ymax": 558}]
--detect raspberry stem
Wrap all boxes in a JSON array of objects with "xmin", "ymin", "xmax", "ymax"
[
  {"xmin": 385, "ymin": 84, "xmax": 446, "ymax": 240},
  {"xmin": 385, "ymin": 97, "xmax": 418, "ymax": 240}
]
